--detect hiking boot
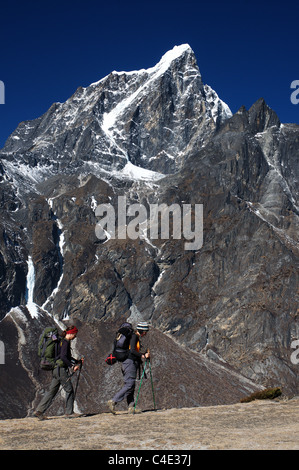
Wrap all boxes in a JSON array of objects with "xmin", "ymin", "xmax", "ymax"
[
  {"xmin": 107, "ymin": 400, "xmax": 116, "ymax": 414},
  {"xmin": 33, "ymin": 411, "xmax": 48, "ymax": 421},
  {"xmin": 128, "ymin": 405, "xmax": 142, "ymax": 414},
  {"xmin": 64, "ymin": 413, "xmax": 82, "ymax": 419}
]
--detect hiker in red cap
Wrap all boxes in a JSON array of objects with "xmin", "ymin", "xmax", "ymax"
[{"xmin": 34, "ymin": 325, "xmax": 83, "ymax": 420}]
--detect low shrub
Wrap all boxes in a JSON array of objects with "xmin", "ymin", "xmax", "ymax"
[{"xmin": 240, "ymin": 387, "xmax": 282, "ymax": 403}]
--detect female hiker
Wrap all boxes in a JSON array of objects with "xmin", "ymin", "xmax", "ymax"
[
  {"xmin": 34, "ymin": 325, "xmax": 83, "ymax": 420},
  {"xmin": 108, "ymin": 322, "xmax": 150, "ymax": 414}
]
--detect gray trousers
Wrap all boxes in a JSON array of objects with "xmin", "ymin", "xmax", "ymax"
[
  {"xmin": 36, "ymin": 367, "xmax": 74, "ymax": 415},
  {"xmin": 113, "ymin": 358, "xmax": 138, "ymax": 406}
]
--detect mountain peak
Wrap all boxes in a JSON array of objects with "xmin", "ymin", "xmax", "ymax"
[
  {"xmin": 104, "ymin": 44, "xmax": 197, "ymax": 82},
  {"xmin": 248, "ymin": 97, "xmax": 280, "ymax": 132},
  {"xmin": 155, "ymin": 43, "xmax": 194, "ymax": 67},
  {"xmin": 151, "ymin": 43, "xmax": 198, "ymax": 77},
  {"xmin": 1, "ymin": 44, "xmax": 232, "ymax": 184}
]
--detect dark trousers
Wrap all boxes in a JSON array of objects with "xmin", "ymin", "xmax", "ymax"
[
  {"xmin": 36, "ymin": 367, "xmax": 74, "ymax": 415},
  {"xmin": 113, "ymin": 358, "xmax": 138, "ymax": 406}
]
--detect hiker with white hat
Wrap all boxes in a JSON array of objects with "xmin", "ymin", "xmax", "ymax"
[{"xmin": 108, "ymin": 322, "xmax": 150, "ymax": 414}]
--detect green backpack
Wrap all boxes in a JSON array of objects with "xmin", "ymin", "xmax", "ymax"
[{"xmin": 38, "ymin": 326, "xmax": 61, "ymax": 370}]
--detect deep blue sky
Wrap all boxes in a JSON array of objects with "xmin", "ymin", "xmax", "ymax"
[{"xmin": 0, "ymin": 0, "xmax": 298, "ymax": 148}]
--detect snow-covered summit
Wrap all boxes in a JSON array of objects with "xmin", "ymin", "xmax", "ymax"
[
  {"xmin": 0, "ymin": 44, "xmax": 232, "ymax": 190},
  {"xmin": 91, "ymin": 44, "xmax": 194, "ymax": 84}
]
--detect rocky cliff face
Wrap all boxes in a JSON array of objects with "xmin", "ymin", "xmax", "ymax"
[{"xmin": 0, "ymin": 44, "xmax": 298, "ymax": 419}]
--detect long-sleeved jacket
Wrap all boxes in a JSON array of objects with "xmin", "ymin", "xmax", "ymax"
[
  {"xmin": 57, "ymin": 338, "xmax": 79, "ymax": 369},
  {"xmin": 128, "ymin": 333, "xmax": 143, "ymax": 362}
]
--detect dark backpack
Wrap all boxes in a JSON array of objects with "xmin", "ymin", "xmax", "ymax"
[
  {"xmin": 114, "ymin": 322, "xmax": 134, "ymax": 362},
  {"xmin": 38, "ymin": 326, "xmax": 61, "ymax": 370},
  {"xmin": 105, "ymin": 322, "xmax": 134, "ymax": 365}
]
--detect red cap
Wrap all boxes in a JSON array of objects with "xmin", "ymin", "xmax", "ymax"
[{"xmin": 67, "ymin": 326, "xmax": 78, "ymax": 335}]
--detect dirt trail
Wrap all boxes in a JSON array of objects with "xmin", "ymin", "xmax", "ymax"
[{"xmin": 1, "ymin": 398, "xmax": 299, "ymax": 450}]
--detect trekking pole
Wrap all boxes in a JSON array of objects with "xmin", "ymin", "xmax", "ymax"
[
  {"xmin": 148, "ymin": 359, "xmax": 156, "ymax": 410},
  {"xmin": 74, "ymin": 359, "xmax": 83, "ymax": 401},
  {"xmin": 58, "ymin": 370, "xmax": 76, "ymax": 396},
  {"xmin": 133, "ymin": 360, "xmax": 148, "ymax": 414}
]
